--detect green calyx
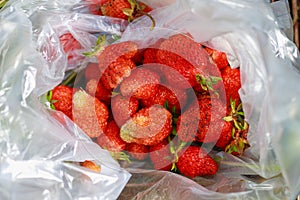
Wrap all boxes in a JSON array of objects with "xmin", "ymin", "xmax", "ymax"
[
  {"xmin": 196, "ymin": 74, "xmax": 222, "ymax": 97},
  {"xmin": 83, "ymin": 35, "xmax": 106, "ymax": 57},
  {"xmin": 0, "ymin": 0, "xmax": 8, "ymax": 10},
  {"xmin": 110, "ymin": 151, "xmax": 131, "ymax": 163}
]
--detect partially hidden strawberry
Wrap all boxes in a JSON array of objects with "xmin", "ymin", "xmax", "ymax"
[
  {"xmin": 86, "ymin": 79, "xmax": 112, "ymax": 105},
  {"xmin": 96, "ymin": 119, "xmax": 126, "ymax": 152},
  {"xmin": 85, "ymin": 0, "xmax": 109, "ymax": 15},
  {"xmin": 50, "ymin": 85, "xmax": 74, "ymax": 119},
  {"xmin": 176, "ymin": 146, "xmax": 218, "ymax": 178},
  {"xmin": 221, "ymin": 66, "xmax": 242, "ymax": 104},
  {"xmin": 149, "ymin": 139, "xmax": 173, "ymax": 171},
  {"xmin": 72, "ymin": 90, "xmax": 109, "ymax": 138},
  {"xmin": 120, "ymin": 105, "xmax": 172, "ymax": 146},
  {"xmin": 80, "ymin": 160, "xmax": 101, "ymax": 172},
  {"xmin": 205, "ymin": 46, "xmax": 229, "ymax": 70},
  {"xmin": 84, "ymin": 62, "xmax": 101, "ymax": 81},
  {"xmin": 120, "ymin": 67, "xmax": 160, "ymax": 100},
  {"xmin": 111, "ymin": 94, "xmax": 139, "ymax": 127},
  {"xmin": 59, "ymin": 33, "xmax": 83, "ymax": 63},
  {"xmin": 125, "ymin": 142, "xmax": 149, "ymax": 160},
  {"xmin": 143, "ymin": 38, "xmax": 166, "ymax": 64}
]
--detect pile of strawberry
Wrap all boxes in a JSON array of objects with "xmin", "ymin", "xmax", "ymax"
[{"xmin": 47, "ymin": 0, "xmax": 249, "ymax": 179}]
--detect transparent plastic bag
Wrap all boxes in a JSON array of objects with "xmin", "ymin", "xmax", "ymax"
[{"xmin": 0, "ymin": 4, "xmax": 130, "ymax": 200}]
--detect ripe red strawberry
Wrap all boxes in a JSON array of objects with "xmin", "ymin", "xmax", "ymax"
[
  {"xmin": 141, "ymin": 85, "xmax": 187, "ymax": 115},
  {"xmin": 85, "ymin": 0, "xmax": 109, "ymax": 15},
  {"xmin": 156, "ymin": 34, "xmax": 209, "ymax": 89},
  {"xmin": 205, "ymin": 46, "xmax": 229, "ymax": 70},
  {"xmin": 72, "ymin": 90, "xmax": 109, "ymax": 138},
  {"xmin": 84, "ymin": 62, "xmax": 101, "ymax": 81},
  {"xmin": 125, "ymin": 143, "xmax": 149, "ymax": 160},
  {"xmin": 101, "ymin": 0, "xmax": 152, "ymax": 21},
  {"xmin": 120, "ymin": 105, "xmax": 172, "ymax": 146},
  {"xmin": 59, "ymin": 33, "xmax": 82, "ymax": 63},
  {"xmin": 111, "ymin": 94, "xmax": 139, "ymax": 127},
  {"xmin": 221, "ymin": 66, "xmax": 242, "ymax": 104},
  {"xmin": 149, "ymin": 139, "xmax": 173, "ymax": 171},
  {"xmin": 51, "ymin": 85, "xmax": 74, "ymax": 119},
  {"xmin": 143, "ymin": 38, "xmax": 166, "ymax": 64},
  {"xmin": 96, "ymin": 119, "xmax": 126, "ymax": 152},
  {"xmin": 120, "ymin": 67, "xmax": 160, "ymax": 100},
  {"xmin": 176, "ymin": 146, "xmax": 218, "ymax": 178},
  {"xmin": 86, "ymin": 79, "xmax": 112, "ymax": 105}
]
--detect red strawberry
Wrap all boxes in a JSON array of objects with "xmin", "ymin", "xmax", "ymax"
[
  {"xmin": 85, "ymin": 0, "xmax": 109, "ymax": 15},
  {"xmin": 111, "ymin": 94, "xmax": 139, "ymax": 127},
  {"xmin": 125, "ymin": 143, "xmax": 149, "ymax": 160},
  {"xmin": 120, "ymin": 67, "xmax": 160, "ymax": 100},
  {"xmin": 86, "ymin": 79, "xmax": 112, "ymax": 105},
  {"xmin": 205, "ymin": 46, "xmax": 229, "ymax": 70},
  {"xmin": 176, "ymin": 146, "xmax": 218, "ymax": 178},
  {"xmin": 221, "ymin": 66, "xmax": 241, "ymax": 104},
  {"xmin": 156, "ymin": 34, "xmax": 209, "ymax": 89},
  {"xmin": 101, "ymin": 0, "xmax": 152, "ymax": 21},
  {"xmin": 96, "ymin": 119, "xmax": 126, "ymax": 152},
  {"xmin": 84, "ymin": 62, "xmax": 101, "ymax": 81},
  {"xmin": 149, "ymin": 139, "xmax": 173, "ymax": 171},
  {"xmin": 51, "ymin": 85, "xmax": 73, "ymax": 119},
  {"xmin": 72, "ymin": 90, "xmax": 109, "ymax": 138},
  {"xmin": 143, "ymin": 38, "xmax": 166, "ymax": 64},
  {"xmin": 120, "ymin": 105, "xmax": 172, "ymax": 146},
  {"xmin": 141, "ymin": 85, "xmax": 187, "ymax": 115},
  {"xmin": 59, "ymin": 33, "xmax": 82, "ymax": 63}
]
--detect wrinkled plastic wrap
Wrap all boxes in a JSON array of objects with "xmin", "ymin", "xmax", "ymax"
[{"xmin": 1, "ymin": 0, "xmax": 300, "ymax": 199}]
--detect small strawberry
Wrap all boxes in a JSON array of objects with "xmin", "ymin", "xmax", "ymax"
[
  {"xmin": 86, "ymin": 79, "xmax": 112, "ymax": 105},
  {"xmin": 59, "ymin": 33, "xmax": 83, "ymax": 63},
  {"xmin": 72, "ymin": 90, "xmax": 109, "ymax": 138},
  {"xmin": 80, "ymin": 160, "xmax": 101, "ymax": 172},
  {"xmin": 141, "ymin": 85, "xmax": 187, "ymax": 115},
  {"xmin": 96, "ymin": 119, "xmax": 126, "ymax": 152},
  {"xmin": 111, "ymin": 94, "xmax": 139, "ymax": 127},
  {"xmin": 176, "ymin": 146, "xmax": 218, "ymax": 178},
  {"xmin": 221, "ymin": 66, "xmax": 242, "ymax": 104},
  {"xmin": 84, "ymin": 62, "xmax": 101, "ymax": 81},
  {"xmin": 120, "ymin": 105, "xmax": 172, "ymax": 146},
  {"xmin": 125, "ymin": 142, "xmax": 149, "ymax": 160},
  {"xmin": 120, "ymin": 67, "xmax": 160, "ymax": 100},
  {"xmin": 50, "ymin": 85, "xmax": 74, "ymax": 119},
  {"xmin": 204, "ymin": 46, "xmax": 229, "ymax": 70},
  {"xmin": 149, "ymin": 139, "xmax": 173, "ymax": 171}
]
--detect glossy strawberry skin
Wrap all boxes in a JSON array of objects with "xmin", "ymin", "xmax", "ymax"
[
  {"xmin": 149, "ymin": 139, "xmax": 173, "ymax": 171},
  {"xmin": 51, "ymin": 85, "xmax": 74, "ymax": 120},
  {"xmin": 96, "ymin": 119, "xmax": 126, "ymax": 152},
  {"xmin": 86, "ymin": 79, "xmax": 112, "ymax": 105},
  {"xmin": 176, "ymin": 146, "xmax": 218, "ymax": 178},
  {"xmin": 111, "ymin": 94, "xmax": 139, "ymax": 127},
  {"xmin": 125, "ymin": 143, "xmax": 149, "ymax": 160},
  {"xmin": 72, "ymin": 90, "xmax": 109, "ymax": 138},
  {"xmin": 120, "ymin": 67, "xmax": 160, "ymax": 100},
  {"xmin": 221, "ymin": 66, "xmax": 242, "ymax": 104},
  {"xmin": 120, "ymin": 105, "xmax": 172, "ymax": 146}
]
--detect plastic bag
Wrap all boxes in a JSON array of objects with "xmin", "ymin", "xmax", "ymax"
[{"xmin": 0, "ymin": 3, "xmax": 130, "ymax": 200}]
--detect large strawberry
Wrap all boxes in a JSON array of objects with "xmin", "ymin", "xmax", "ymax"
[
  {"xmin": 120, "ymin": 105, "xmax": 172, "ymax": 146},
  {"xmin": 120, "ymin": 67, "xmax": 160, "ymax": 100},
  {"xmin": 111, "ymin": 94, "xmax": 139, "ymax": 127},
  {"xmin": 156, "ymin": 34, "xmax": 210, "ymax": 89},
  {"xmin": 72, "ymin": 90, "xmax": 109, "ymax": 138},
  {"xmin": 50, "ymin": 85, "xmax": 74, "ymax": 119},
  {"xmin": 221, "ymin": 66, "xmax": 242, "ymax": 104},
  {"xmin": 149, "ymin": 139, "xmax": 173, "ymax": 171},
  {"xmin": 176, "ymin": 146, "xmax": 218, "ymax": 178},
  {"xmin": 86, "ymin": 79, "xmax": 112, "ymax": 105},
  {"xmin": 96, "ymin": 119, "xmax": 126, "ymax": 152},
  {"xmin": 125, "ymin": 142, "xmax": 149, "ymax": 160}
]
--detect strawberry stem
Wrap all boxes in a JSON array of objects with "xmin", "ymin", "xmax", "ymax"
[
  {"xmin": 61, "ymin": 71, "xmax": 78, "ymax": 86},
  {"xmin": 83, "ymin": 35, "xmax": 106, "ymax": 57}
]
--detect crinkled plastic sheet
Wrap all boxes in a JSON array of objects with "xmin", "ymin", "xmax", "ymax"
[{"xmin": 0, "ymin": 3, "xmax": 130, "ymax": 200}]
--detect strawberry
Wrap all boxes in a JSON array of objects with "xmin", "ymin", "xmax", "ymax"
[
  {"xmin": 85, "ymin": 0, "xmax": 109, "ymax": 15},
  {"xmin": 125, "ymin": 142, "xmax": 149, "ymax": 160},
  {"xmin": 50, "ymin": 85, "xmax": 73, "ymax": 119},
  {"xmin": 80, "ymin": 160, "xmax": 101, "ymax": 172},
  {"xmin": 156, "ymin": 34, "xmax": 209, "ymax": 89},
  {"xmin": 111, "ymin": 94, "xmax": 139, "ymax": 127},
  {"xmin": 205, "ymin": 46, "xmax": 229, "ymax": 70},
  {"xmin": 141, "ymin": 85, "xmax": 187, "ymax": 115},
  {"xmin": 72, "ymin": 90, "xmax": 109, "ymax": 138},
  {"xmin": 176, "ymin": 146, "xmax": 218, "ymax": 178},
  {"xmin": 149, "ymin": 139, "xmax": 173, "ymax": 171},
  {"xmin": 120, "ymin": 105, "xmax": 172, "ymax": 146},
  {"xmin": 84, "ymin": 62, "xmax": 101, "ymax": 81},
  {"xmin": 101, "ymin": 0, "xmax": 152, "ymax": 21},
  {"xmin": 59, "ymin": 33, "xmax": 82, "ymax": 63},
  {"xmin": 221, "ymin": 66, "xmax": 242, "ymax": 104},
  {"xmin": 96, "ymin": 119, "xmax": 126, "ymax": 152},
  {"xmin": 120, "ymin": 67, "xmax": 160, "ymax": 100},
  {"xmin": 143, "ymin": 38, "xmax": 166, "ymax": 64},
  {"xmin": 86, "ymin": 79, "xmax": 112, "ymax": 105}
]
